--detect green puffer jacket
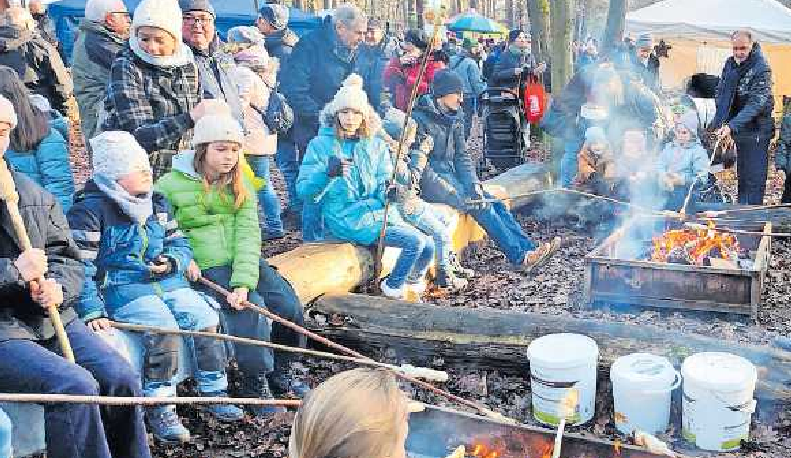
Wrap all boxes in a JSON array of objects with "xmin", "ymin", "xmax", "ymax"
[{"xmin": 155, "ymin": 151, "xmax": 261, "ymax": 290}]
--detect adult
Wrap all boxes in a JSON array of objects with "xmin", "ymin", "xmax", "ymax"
[
  {"xmin": 576, "ymin": 38, "xmax": 598, "ymax": 71},
  {"xmin": 281, "ymin": 3, "xmax": 368, "ymax": 241},
  {"xmin": 0, "ymin": 7, "xmax": 71, "ymax": 114},
  {"xmin": 383, "ymin": 29, "xmax": 441, "ymax": 112},
  {"xmin": 490, "ymin": 30, "xmax": 545, "ymax": 89},
  {"xmin": 413, "ymin": 70, "xmax": 560, "ymax": 270},
  {"xmin": 448, "ymin": 38, "xmax": 485, "ymax": 139},
  {"xmin": 631, "ymin": 33, "xmax": 660, "ymax": 91},
  {"xmin": 28, "ymin": 0, "xmax": 58, "ymax": 51},
  {"xmin": 0, "ymin": 66, "xmax": 74, "ymax": 211},
  {"xmin": 711, "ymin": 30, "xmax": 774, "ymax": 205},
  {"xmin": 289, "ymin": 369, "xmax": 412, "ymax": 458},
  {"xmin": 103, "ymin": 0, "xmax": 220, "ymax": 179},
  {"xmin": 71, "ymin": 0, "xmax": 130, "ymax": 143},
  {"xmin": 0, "ymin": 94, "xmax": 151, "ymax": 458},
  {"xmin": 256, "ymin": 3, "xmax": 297, "ymax": 68},
  {"xmin": 356, "ymin": 18, "xmax": 389, "ymax": 113},
  {"xmin": 777, "ymin": 98, "xmax": 791, "ymax": 203}
]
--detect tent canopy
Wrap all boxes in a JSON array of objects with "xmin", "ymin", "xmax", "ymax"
[{"xmin": 626, "ymin": 0, "xmax": 791, "ymax": 43}]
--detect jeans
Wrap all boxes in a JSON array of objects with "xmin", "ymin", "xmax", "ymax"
[
  {"xmin": 468, "ymin": 196, "xmax": 536, "ymax": 265},
  {"xmin": 383, "ymin": 224, "xmax": 435, "ymax": 288},
  {"xmin": 402, "ymin": 206, "xmax": 453, "ymax": 271},
  {"xmin": 559, "ymin": 137, "xmax": 583, "ymax": 187},
  {"xmin": 275, "ymin": 139, "xmax": 301, "ymax": 212},
  {"xmin": 110, "ymin": 288, "xmax": 227, "ymax": 397},
  {"xmin": 735, "ymin": 132, "xmax": 770, "ymax": 205},
  {"xmin": 196, "ymin": 261, "xmax": 305, "ymax": 382},
  {"xmin": 246, "ymin": 155, "xmax": 285, "ymax": 237},
  {"xmin": 0, "ymin": 408, "xmax": 10, "ymax": 458},
  {"xmin": 0, "ymin": 320, "xmax": 151, "ymax": 458},
  {"xmin": 301, "ymin": 201, "xmax": 324, "ymax": 242}
]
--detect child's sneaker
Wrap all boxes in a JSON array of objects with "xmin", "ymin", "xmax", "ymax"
[
  {"xmin": 203, "ymin": 392, "xmax": 245, "ymax": 422},
  {"xmin": 380, "ymin": 278, "xmax": 406, "ymax": 300},
  {"xmin": 146, "ymin": 406, "xmax": 191, "ymax": 443},
  {"xmin": 435, "ymin": 268, "xmax": 468, "ymax": 291}
]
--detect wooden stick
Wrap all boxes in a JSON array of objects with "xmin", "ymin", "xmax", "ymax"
[
  {"xmin": 0, "ymin": 160, "xmax": 74, "ymax": 362},
  {"xmin": 0, "ymin": 392, "xmax": 300, "ymax": 407}
]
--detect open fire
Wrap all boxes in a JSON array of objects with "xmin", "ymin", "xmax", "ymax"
[{"xmin": 649, "ymin": 221, "xmax": 746, "ymax": 268}]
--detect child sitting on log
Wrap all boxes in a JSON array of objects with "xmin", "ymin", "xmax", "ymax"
[
  {"xmin": 67, "ymin": 131, "xmax": 244, "ymax": 443},
  {"xmin": 574, "ymin": 126, "xmax": 615, "ymax": 196},
  {"xmin": 156, "ymin": 109, "xmax": 308, "ymax": 412},
  {"xmin": 381, "ymin": 108, "xmax": 473, "ymax": 291},
  {"xmin": 656, "ymin": 112, "xmax": 709, "ymax": 211}
]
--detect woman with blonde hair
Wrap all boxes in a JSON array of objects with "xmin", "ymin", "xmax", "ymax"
[{"xmin": 290, "ymin": 368, "xmax": 410, "ymax": 458}]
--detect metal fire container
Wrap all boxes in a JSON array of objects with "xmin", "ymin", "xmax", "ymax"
[{"xmin": 584, "ymin": 217, "xmax": 772, "ymax": 318}]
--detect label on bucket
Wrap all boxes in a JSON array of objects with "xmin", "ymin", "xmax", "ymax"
[
  {"xmin": 682, "ymin": 393, "xmax": 751, "ymax": 451},
  {"xmin": 531, "ymin": 369, "xmax": 590, "ymax": 426}
]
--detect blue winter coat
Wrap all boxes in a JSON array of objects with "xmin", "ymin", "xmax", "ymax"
[
  {"xmin": 296, "ymin": 124, "xmax": 405, "ymax": 245},
  {"xmin": 5, "ymin": 125, "xmax": 75, "ymax": 212},
  {"xmin": 66, "ymin": 181, "xmax": 193, "ymax": 321},
  {"xmin": 411, "ymin": 95, "xmax": 479, "ymax": 209},
  {"xmin": 280, "ymin": 17, "xmax": 361, "ymax": 149},
  {"xmin": 448, "ymin": 53, "xmax": 486, "ymax": 97},
  {"xmin": 356, "ymin": 42, "xmax": 389, "ymax": 112}
]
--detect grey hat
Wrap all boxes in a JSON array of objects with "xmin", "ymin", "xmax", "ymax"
[
  {"xmin": 635, "ymin": 32, "xmax": 654, "ymax": 49},
  {"xmin": 259, "ymin": 3, "xmax": 289, "ymax": 31},
  {"xmin": 431, "ymin": 70, "xmax": 464, "ymax": 97},
  {"xmin": 227, "ymin": 25, "xmax": 265, "ymax": 45},
  {"xmin": 179, "ymin": 0, "xmax": 215, "ymax": 17}
]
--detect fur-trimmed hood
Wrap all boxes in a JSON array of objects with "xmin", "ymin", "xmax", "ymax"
[{"xmin": 318, "ymin": 74, "xmax": 382, "ymax": 136}]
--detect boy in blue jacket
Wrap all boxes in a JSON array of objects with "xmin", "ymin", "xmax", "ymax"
[{"xmin": 67, "ymin": 131, "xmax": 243, "ymax": 444}]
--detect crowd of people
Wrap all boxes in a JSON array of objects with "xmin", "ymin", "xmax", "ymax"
[{"xmin": 0, "ymin": 0, "xmax": 782, "ymax": 455}]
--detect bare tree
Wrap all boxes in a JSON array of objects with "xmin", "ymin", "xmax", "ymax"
[
  {"xmin": 602, "ymin": 0, "xmax": 627, "ymax": 53},
  {"xmin": 526, "ymin": 0, "xmax": 550, "ymax": 62},
  {"xmin": 550, "ymin": 0, "xmax": 574, "ymax": 90}
]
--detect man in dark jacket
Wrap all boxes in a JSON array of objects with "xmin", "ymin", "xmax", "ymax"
[
  {"xmin": 0, "ymin": 96, "xmax": 151, "ymax": 458},
  {"xmin": 356, "ymin": 18, "xmax": 389, "ymax": 113},
  {"xmin": 631, "ymin": 33, "xmax": 660, "ymax": 92},
  {"xmin": 280, "ymin": 4, "xmax": 367, "ymax": 241},
  {"xmin": 71, "ymin": 0, "xmax": 130, "ymax": 142},
  {"xmin": 0, "ymin": 7, "xmax": 72, "ymax": 114},
  {"xmin": 491, "ymin": 30, "xmax": 545, "ymax": 89},
  {"xmin": 712, "ymin": 30, "xmax": 774, "ymax": 205},
  {"xmin": 413, "ymin": 70, "xmax": 560, "ymax": 270}
]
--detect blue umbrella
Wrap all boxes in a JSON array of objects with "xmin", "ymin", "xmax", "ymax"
[{"xmin": 447, "ymin": 10, "xmax": 504, "ymax": 33}]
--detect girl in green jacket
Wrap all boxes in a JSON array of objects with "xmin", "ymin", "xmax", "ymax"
[{"xmin": 156, "ymin": 110, "xmax": 307, "ymax": 414}]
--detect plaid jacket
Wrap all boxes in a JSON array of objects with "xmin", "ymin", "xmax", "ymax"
[{"xmin": 103, "ymin": 46, "xmax": 200, "ymax": 157}]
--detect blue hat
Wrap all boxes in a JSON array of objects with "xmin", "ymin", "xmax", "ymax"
[
  {"xmin": 259, "ymin": 3, "xmax": 289, "ymax": 31},
  {"xmin": 431, "ymin": 70, "xmax": 464, "ymax": 97}
]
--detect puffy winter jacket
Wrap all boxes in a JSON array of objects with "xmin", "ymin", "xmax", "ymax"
[
  {"xmin": 155, "ymin": 151, "xmax": 261, "ymax": 291},
  {"xmin": 383, "ymin": 56, "xmax": 441, "ymax": 111},
  {"xmin": 491, "ymin": 47, "xmax": 536, "ymax": 88},
  {"xmin": 66, "ymin": 181, "xmax": 193, "ymax": 321},
  {"xmin": 296, "ymin": 118, "xmax": 405, "ymax": 245},
  {"xmin": 448, "ymin": 53, "xmax": 486, "ymax": 97},
  {"xmin": 411, "ymin": 95, "xmax": 479, "ymax": 209},
  {"xmin": 0, "ymin": 171, "xmax": 82, "ymax": 342},
  {"xmin": 5, "ymin": 126, "xmax": 75, "ymax": 212}
]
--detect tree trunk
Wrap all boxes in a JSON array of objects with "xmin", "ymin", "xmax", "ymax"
[
  {"xmin": 602, "ymin": 0, "xmax": 627, "ymax": 53},
  {"xmin": 312, "ymin": 294, "xmax": 791, "ymax": 407},
  {"xmin": 526, "ymin": 0, "xmax": 550, "ymax": 63},
  {"xmin": 550, "ymin": 0, "xmax": 573, "ymax": 90}
]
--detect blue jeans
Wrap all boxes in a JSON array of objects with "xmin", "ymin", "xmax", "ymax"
[
  {"xmin": 0, "ymin": 320, "xmax": 150, "ymax": 458},
  {"xmin": 468, "ymin": 197, "xmax": 536, "ymax": 265},
  {"xmin": 560, "ymin": 137, "xmax": 583, "ymax": 187},
  {"xmin": 302, "ymin": 201, "xmax": 324, "ymax": 242},
  {"xmin": 246, "ymin": 155, "xmax": 285, "ymax": 237},
  {"xmin": 110, "ymin": 288, "xmax": 227, "ymax": 397},
  {"xmin": 0, "ymin": 408, "xmax": 10, "ymax": 458},
  {"xmin": 275, "ymin": 139, "xmax": 301, "ymax": 212},
  {"xmin": 735, "ymin": 132, "xmax": 770, "ymax": 205},
  {"xmin": 402, "ymin": 206, "xmax": 452, "ymax": 271},
  {"xmin": 383, "ymin": 224, "xmax": 435, "ymax": 288},
  {"xmin": 196, "ymin": 261, "xmax": 305, "ymax": 381}
]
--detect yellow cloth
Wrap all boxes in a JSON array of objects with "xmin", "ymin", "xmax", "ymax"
[{"xmin": 239, "ymin": 154, "xmax": 266, "ymax": 191}]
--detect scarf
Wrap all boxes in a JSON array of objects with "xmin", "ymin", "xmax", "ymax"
[
  {"xmin": 93, "ymin": 174, "xmax": 154, "ymax": 225},
  {"xmin": 130, "ymin": 35, "xmax": 195, "ymax": 68}
]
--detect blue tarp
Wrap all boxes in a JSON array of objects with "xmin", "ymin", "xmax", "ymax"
[{"xmin": 47, "ymin": 0, "xmax": 321, "ymax": 63}]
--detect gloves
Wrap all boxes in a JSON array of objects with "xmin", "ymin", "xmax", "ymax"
[{"xmin": 328, "ymin": 156, "xmax": 351, "ymax": 178}]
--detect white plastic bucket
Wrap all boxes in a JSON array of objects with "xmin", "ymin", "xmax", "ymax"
[
  {"xmin": 526, "ymin": 333, "xmax": 599, "ymax": 426},
  {"xmin": 610, "ymin": 353, "xmax": 681, "ymax": 435},
  {"xmin": 681, "ymin": 352, "xmax": 757, "ymax": 451}
]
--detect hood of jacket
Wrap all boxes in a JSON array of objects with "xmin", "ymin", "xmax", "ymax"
[
  {"xmin": 0, "ymin": 26, "xmax": 33, "ymax": 51},
  {"xmin": 319, "ymin": 99, "xmax": 383, "ymax": 134},
  {"xmin": 171, "ymin": 150, "xmax": 201, "ymax": 179},
  {"xmin": 79, "ymin": 19, "xmax": 125, "ymax": 45}
]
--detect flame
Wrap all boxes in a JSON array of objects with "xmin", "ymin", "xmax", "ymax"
[
  {"xmin": 613, "ymin": 439, "xmax": 622, "ymax": 456},
  {"xmin": 650, "ymin": 221, "xmax": 739, "ymax": 266}
]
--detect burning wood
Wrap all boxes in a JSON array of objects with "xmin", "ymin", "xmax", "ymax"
[{"xmin": 649, "ymin": 221, "xmax": 745, "ymax": 267}]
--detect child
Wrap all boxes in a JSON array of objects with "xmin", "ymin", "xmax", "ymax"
[
  {"xmin": 656, "ymin": 111, "xmax": 709, "ymax": 211},
  {"xmin": 297, "ymin": 74, "xmax": 435, "ymax": 299},
  {"xmin": 155, "ymin": 111, "xmax": 308, "ymax": 410},
  {"xmin": 68, "ymin": 131, "xmax": 243, "ymax": 444},
  {"xmin": 574, "ymin": 126, "xmax": 614, "ymax": 195},
  {"xmin": 381, "ymin": 108, "xmax": 471, "ymax": 291}
]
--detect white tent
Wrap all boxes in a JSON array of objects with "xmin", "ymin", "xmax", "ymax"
[{"xmin": 626, "ymin": 0, "xmax": 791, "ymax": 43}]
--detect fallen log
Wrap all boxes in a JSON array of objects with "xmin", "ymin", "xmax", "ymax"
[
  {"xmin": 310, "ymin": 294, "xmax": 791, "ymax": 406},
  {"xmin": 269, "ymin": 163, "xmax": 551, "ymax": 303}
]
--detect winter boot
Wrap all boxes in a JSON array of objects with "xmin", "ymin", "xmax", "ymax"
[
  {"xmin": 435, "ymin": 268, "xmax": 469, "ymax": 291},
  {"xmin": 203, "ymin": 392, "xmax": 245, "ymax": 422},
  {"xmin": 380, "ymin": 278, "xmax": 406, "ymax": 300},
  {"xmin": 146, "ymin": 406, "xmax": 191, "ymax": 443},
  {"xmin": 240, "ymin": 373, "xmax": 286, "ymax": 417}
]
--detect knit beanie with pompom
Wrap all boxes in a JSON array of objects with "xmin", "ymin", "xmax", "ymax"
[{"xmin": 192, "ymin": 113, "xmax": 245, "ymax": 146}]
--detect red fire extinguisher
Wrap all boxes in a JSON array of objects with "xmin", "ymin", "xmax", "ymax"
[{"xmin": 523, "ymin": 75, "xmax": 547, "ymax": 124}]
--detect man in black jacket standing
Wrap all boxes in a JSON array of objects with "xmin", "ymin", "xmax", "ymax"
[{"xmin": 712, "ymin": 30, "xmax": 774, "ymax": 205}]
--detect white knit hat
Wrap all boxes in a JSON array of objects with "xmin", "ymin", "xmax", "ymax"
[
  {"xmin": 192, "ymin": 113, "xmax": 245, "ymax": 146},
  {"xmin": 132, "ymin": 0, "xmax": 183, "ymax": 43},
  {"xmin": 90, "ymin": 131, "xmax": 151, "ymax": 180},
  {"xmin": 85, "ymin": 0, "xmax": 127, "ymax": 22},
  {"xmin": 319, "ymin": 74, "xmax": 380, "ymax": 134},
  {"xmin": 0, "ymin": 95, "xmax": 17, "ymax": 129}
]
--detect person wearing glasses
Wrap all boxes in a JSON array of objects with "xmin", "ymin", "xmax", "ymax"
[
  {"xmin": 711, "ymin": 30, "xmax": 774, "ymax": 205},
  {"xmin": 72, "ymin": 0, "xmax": 131, "ymax": 142}
]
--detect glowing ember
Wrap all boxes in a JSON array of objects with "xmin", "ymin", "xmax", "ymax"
[{"xmin": 649, "ymin": 221, "xmax": 741, "ymax": 266}]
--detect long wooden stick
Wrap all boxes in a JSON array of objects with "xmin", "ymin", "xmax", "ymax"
[
  {"xmin": 0, "ymin": 160, "xmax": 74, "ymax": 362},
  {"xmin": 0, "ymin": 392, "xmax": 300, "ymax": 407}
]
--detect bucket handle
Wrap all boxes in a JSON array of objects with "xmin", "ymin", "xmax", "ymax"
[{"xmin": 636, "ymin": 370, "xmax": 682, "ymax": 394}]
